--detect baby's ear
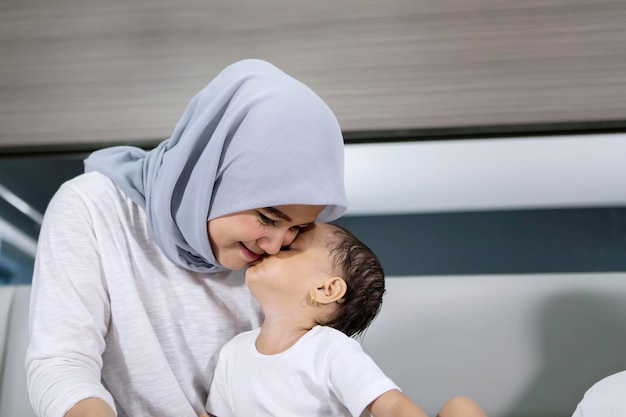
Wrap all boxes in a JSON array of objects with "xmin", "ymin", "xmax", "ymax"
[{"xmin": 316, "ymin": 277, "xmax": 347, "ymax": 304}]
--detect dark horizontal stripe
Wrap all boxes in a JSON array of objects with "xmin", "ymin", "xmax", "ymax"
[
  {"xmin": 343, "ymin": 119, "xmax": 626, "ymax": 144},
  {"xmin": 2, "ymin": 120, "xmax": 626, "ymax": 155},
  {"xmin": 334, "ymin": 208, "xmax": 626, "ymax": 276}
]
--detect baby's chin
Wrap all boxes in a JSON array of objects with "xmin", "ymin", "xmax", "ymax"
[
  {"xmin": 247, "ymin": 258, "xmax": 263, "ymax": 268},
  {"xmin": 244, "ymin": 263, "xmax": 259, "ymax": 282}
]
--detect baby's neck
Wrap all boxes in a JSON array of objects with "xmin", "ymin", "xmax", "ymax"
[{"xmin": 255, "ymin": 317, "xmax": 315, "ymax": 355}]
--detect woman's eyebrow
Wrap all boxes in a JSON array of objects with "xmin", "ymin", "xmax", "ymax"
[{"xmin": 264, "ymin": 207, "xmax": 292, "ymax": 222}]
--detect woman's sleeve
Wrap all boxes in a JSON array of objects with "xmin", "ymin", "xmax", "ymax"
[{"xmin": 26, "ymin": 181, "xmax": 116, "ymax": 417}]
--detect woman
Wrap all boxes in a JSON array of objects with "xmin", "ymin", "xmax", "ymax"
[{"xmin": 26, "ymin": 59, "xmax": 347, "ymax": 417}]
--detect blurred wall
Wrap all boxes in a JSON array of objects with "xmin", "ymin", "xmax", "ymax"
[{"xmin": 2, "ymin": 0, "xmax": 626, "ymax": 149}]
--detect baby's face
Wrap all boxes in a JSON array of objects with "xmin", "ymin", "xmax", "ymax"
[{"xmin": 245, "ymin": 224, "xmax": 335, "ymax": 304}]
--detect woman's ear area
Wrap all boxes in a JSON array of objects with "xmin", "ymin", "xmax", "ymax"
[{"xmin": 314, "ymin": 277, "xmax": 347, "ymax": 304}]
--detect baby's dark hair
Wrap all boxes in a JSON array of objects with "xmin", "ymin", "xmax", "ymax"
[{"xmin": 320, "ymin": 224, "xmax": 385, "ymax": 338}]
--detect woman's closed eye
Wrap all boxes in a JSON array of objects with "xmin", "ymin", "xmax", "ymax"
[
  {"xmin": 258, "ymin": 212, "xmax": 277, "ymax": 226},
  {"xmin": 257, "ymin": 210, "xmax": 313, "ymax": 235},
  {"xmin": 292, "ymin": 222, "xmax": 315, "ymax": 233}
]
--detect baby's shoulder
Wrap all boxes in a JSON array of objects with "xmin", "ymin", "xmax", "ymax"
[{"xmin": 307, "ymin": 326, "xmax": 361, "ymax": 351}]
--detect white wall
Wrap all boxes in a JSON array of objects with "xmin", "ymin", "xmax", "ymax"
[{"xmin": 363, "ymin": 273, "xmax": 626, "ymax": 417}]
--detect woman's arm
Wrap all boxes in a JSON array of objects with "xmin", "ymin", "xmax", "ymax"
[
  {"xmin": 27, "ymin": 181, "xmax": 115, "ymax": 416},
  {"xmin": 367, "ymin": 389, "xmax": 429, "ymax": 417}
]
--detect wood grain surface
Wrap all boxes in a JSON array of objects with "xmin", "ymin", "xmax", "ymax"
[{"xmin": 1, "ymin": 0, "xmax": 626, "ymax": 148}]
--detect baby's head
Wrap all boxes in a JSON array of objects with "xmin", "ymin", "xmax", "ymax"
[
  {"xmin": 245, "ymin": 223, "xmax": 386, "ymax": 338},
  {"xmin": 321, "ymin": 224, "xmax": 386, "ymax": 337}
]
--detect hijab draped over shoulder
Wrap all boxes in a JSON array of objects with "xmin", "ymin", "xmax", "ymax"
[{"xmin": 84, "ymin": 59, "xmax": 347, "ymax": 273}]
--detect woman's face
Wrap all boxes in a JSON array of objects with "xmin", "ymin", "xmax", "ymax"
[{"xmin": 207, "ymin": 204, "xmax": 325, "ymax": 270}]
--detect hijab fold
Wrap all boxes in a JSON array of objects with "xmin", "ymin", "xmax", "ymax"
[{"xmin": 84, "ymin": 59, "xmax": 347, "ymax": 273}]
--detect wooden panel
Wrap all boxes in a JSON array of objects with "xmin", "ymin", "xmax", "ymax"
[{"xmin": 1, "ymin": 0, "xmax": 626, "ymax": 148}]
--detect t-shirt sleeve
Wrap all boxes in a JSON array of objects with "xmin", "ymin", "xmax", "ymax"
[
  {"xmin": 206, "ymin": 344, "xmax": 236, "ymax": 417},
  {"xmin": 327, "ymin": 337, "xmax": 400, "ymax": 417}
]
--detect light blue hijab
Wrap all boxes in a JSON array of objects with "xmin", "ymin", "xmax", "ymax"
[{"xmin": 84, "ymin": 59, "xmax": 347, "ymax": 273}]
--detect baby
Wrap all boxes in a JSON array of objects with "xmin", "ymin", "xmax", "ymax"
[{"xmin": 205, "ymin": 223, "xmax": 487, "ymax": 417}]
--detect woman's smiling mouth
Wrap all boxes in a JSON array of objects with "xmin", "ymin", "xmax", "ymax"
[{"xmin": 240, "ymin": 243, "xmax": 262, "ymax": 261}]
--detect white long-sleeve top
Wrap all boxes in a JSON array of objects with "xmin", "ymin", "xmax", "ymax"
[{"xmin": 26, "ymin": 171, "xmax": 262, "ymax": 417}]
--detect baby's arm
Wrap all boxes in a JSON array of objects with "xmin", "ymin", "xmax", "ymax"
[{"xmin": 367, "ymin": 389, "xmax": 429, "ymax": 417}]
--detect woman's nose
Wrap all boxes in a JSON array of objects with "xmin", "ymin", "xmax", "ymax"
[{"xmin": 258, "ymin": 229, "xmax": 296, "ymax": 255}]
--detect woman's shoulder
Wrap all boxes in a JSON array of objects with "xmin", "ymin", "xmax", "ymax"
[
  {"xmin": 47, "ymin": 171, "xmax": 137, "ymax": 223},
  {"xmin": 61, "ymin": 171, "xmax": 118, "ymax": 193},
  {"xmin": 56, "ymin": 171, "xmax": 129, "ymax": 205}
]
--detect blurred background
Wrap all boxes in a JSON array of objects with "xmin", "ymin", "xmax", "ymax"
[
  {"xmin": 2, "ymin": 0, "xmax": 626, "ymax": 282},
  {"xmin": 3, "ymin": 0, "xmax": 626, "ymax": 147},
  {"xmin": 1, "ymin": 2, "xmax": 626, "ymax": 415}
]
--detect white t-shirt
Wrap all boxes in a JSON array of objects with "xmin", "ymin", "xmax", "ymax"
[
  {"xmin": 26, "ymin": 172, "xmax": 263, "ymax": 417},
  {"xmin": 207, "ymin": 325, "xmax": 399, "ymax": 417},
  {"xmin": 571, "ymin": 371, "xmax": 626, "ymax": 417}
]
